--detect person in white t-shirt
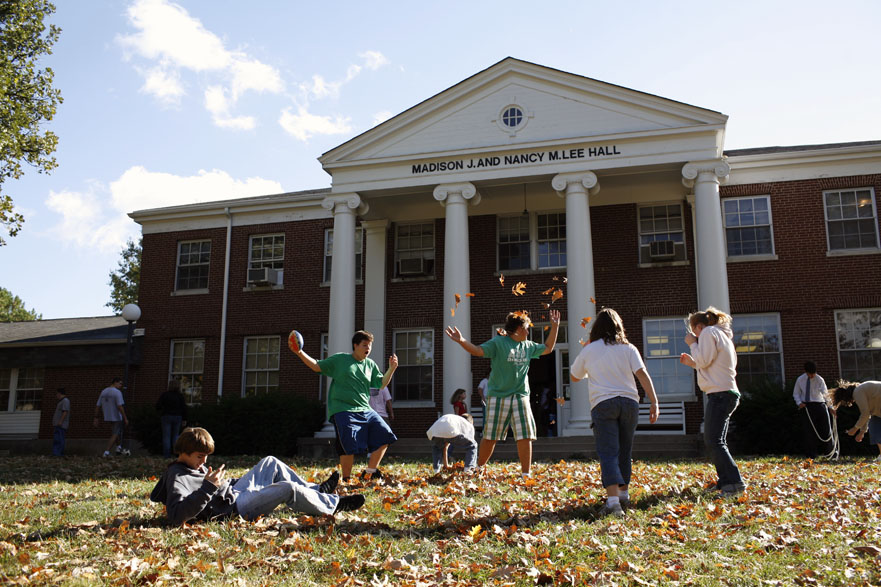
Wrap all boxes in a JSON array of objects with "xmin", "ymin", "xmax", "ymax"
[
  {"xmin": 477, "ymin": 375, "xmax": 489, "ymax": 406},
  {"xmin": 94, "ymin": 377, "xmax": 129, "ymax": 457},
  {"xmin": 368, "ymin": 386, "xmax": 394, "ymax": 423},
  {"xmin": 570, "ymin": 308, "xmax": 659, "ymax": 517},
  {"xmin": 426, "ymin": 413, "xmax": 477, "ymax": 473}
]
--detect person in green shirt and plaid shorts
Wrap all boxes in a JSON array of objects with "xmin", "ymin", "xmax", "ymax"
[{"xmin": 445, "ymin": 309, "xmax": 560, "ymax": 477}]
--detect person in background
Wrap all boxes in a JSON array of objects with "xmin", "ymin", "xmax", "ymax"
[
  {"xmin": 793, "ymin": 361, "xmax": 833, "ymax": 458},
  {"xmin": 451, "ymin": 388, "xmax": 468, "ymax": 416},
  {"xmin": 368, "ymin": 386, "xmax": 395, "ymax": 424},
  {"xmin": 52, "ymin": 388, "xmax": 70, "ymax": 456},
  {"xmin": 94, "ymin": 377, "xmax": 129, "ymax": 457},
  {"xmin": 829, "ymin": 380, "xmax": 881, "ymax": 462},
  {"xmin": 156, "ymin": 379, "xmax": 189, "ymax": 458}
]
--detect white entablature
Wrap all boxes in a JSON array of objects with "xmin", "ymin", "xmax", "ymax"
[{"xmin": 319, "ymin": 57, "xmax": 728, "ymax": 194}]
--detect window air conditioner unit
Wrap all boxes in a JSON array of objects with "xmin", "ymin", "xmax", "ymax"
[
  {"xmin": 649, "ymin": 240, "xmax": 676, "ymax": 260},
  {"xmin": 247, "ymin": 267, "xmax": 280, "ymax": 285},
  {"xmin": 398, "ymin": 257, "xmax": 425, "ymax": 276}
]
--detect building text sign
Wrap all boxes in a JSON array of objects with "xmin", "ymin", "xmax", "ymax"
[{"xmin": 411, "ymin": 145, "xmax": 621, "ymax": 175}]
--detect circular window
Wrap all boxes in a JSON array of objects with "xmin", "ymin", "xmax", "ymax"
[{"xmin": 501, "ymin": 106, "xmax": 524, "ymax": 128}]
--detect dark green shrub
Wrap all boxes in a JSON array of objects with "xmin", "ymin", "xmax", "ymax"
[
  {"xmin": 130, "ymin": 392, "xmax": 324, "ymax": 457},
  {"xmin": 731, "ymin": 378, "xmax": 871, "ymax": 457}
]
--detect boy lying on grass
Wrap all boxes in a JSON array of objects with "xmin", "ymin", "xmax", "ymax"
[{"xmin": 150, "ymin": 427, "xmax": 364, "ymax": 525}]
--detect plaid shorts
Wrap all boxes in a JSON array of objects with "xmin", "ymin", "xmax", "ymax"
[{"xmin": 483, "ymin": 395, "xmax": 536, "ymax": 441}]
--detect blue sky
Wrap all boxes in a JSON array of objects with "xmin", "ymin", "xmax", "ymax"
[{"xmin": 3, "ymin": 0, "xmax": 881, "ymax": 319}]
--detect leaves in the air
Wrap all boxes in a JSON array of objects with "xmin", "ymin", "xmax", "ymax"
[{"xmin": 511, "ymin": 282, "xmax": 526, "ymax": 296}]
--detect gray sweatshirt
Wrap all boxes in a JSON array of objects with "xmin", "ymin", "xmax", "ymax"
[{"xmin": 150, "ymin": 462, "xmax": 237, "ymax": 525}]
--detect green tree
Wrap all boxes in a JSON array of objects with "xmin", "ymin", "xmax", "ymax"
[
  {"xmin": 0, "ymin": 287, "xmax": 40, "ymax": 321},
  {"xmin": 0, "ymin": 0, "xmax": 62, "ymax": 245},
  {"xmin": 107, "ymin": 237, "xmax": 141, "ymax": 314}
]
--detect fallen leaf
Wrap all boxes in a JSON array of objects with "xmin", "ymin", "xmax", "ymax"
[
  {"xmin": 499, "ymin": 274, "xmax": 505, "ymax": 286},
  {"xmin": 556, "ymin": 397, "xmax": 566, "ymax": 406},
  {"xmin": 551, "ymin": 289, "xmax": 564, "ymax": 303},
  {"xmin": 512, "ymin": 282, "xmax": 527, "ymax": 296},
  {"xmin": 581, "ymin": 317, "xmax": 591, "ymax": 328},
  {"xmin": 466, "ymin": 293, "xmax": 475, "ymax": 298}
]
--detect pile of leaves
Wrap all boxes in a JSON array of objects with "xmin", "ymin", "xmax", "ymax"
[{"xmin": 1, "ymin": 455, "xmax": 879, "ymax": 585}]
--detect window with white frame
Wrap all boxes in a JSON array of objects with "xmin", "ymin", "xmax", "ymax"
[
  {"xmin": 249, "ymin": 234, "xmax": 284, "ymax": 284},
  {"xmin": 638, "ymin": 204, "xmax": 686, "ymax": 264},
  {"xmin": 497, "ymin": 212, "xmax": 567, "ymax": 271},
  {"xmin": 323, "ymin": 228, "xmax": 363, "ymax": 282},
  {"xmin": 395, "ymin": 222, "xmax": 434, "ymax": 278},
  {"xmin": 242, "ymin": 336, "xmax": 280, "ymax": 397},
  {"xmin": 0, "ymin": 367, "xmax": 44, "ymax": 412},
  {"xmin": 392, "ymin": 329, "xmax": 433, "ymax": 401},
  {"xmin": 642, "ymin": 319, "xmax": 694, "ymax": 399},
  {"xmin": 175, "ymin": 240, "xmax": 211, "ymax": 290},
  {"xmin": 170, "ymin": 339, "xmax": 205, "ymax": 405},
  {"xmin": 723, "ymin": 196, "xmax": 774, "ymax": 257},
  {"xmin": 835, "ymin": 309, "xmax": 881, "ymax": 381},
  {"xmin": 732, "ymin": 314, "xmax": 783, "ymax": 389},
  {"xmin": 824, "ymin": 188, "xmax": 880, "ymax": 252}
]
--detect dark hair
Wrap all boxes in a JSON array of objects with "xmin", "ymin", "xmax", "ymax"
[
  {"xmin": 56, "ymin": 387, "xmax": 67, "ymax": 395},
  {"xmin": 352, "ymin": 330, "xmax": 374, "ymax": 349},
  {"xmin": 450, "ymin": 388, "xmax": 466, "ymax": 404},
  {"xmin": 503, "ymin": 312, "xmax": 530, "ymax": 335},
  {"xmin": 804, "ymin": 361, "xmax": 817, "ymax": 374},
  {"xmin": 830, "ymin": 380, "xmax": 859, "ymax": 408},
  {"xmin": 589, "ymin": 308, "xmax": 628, "ymax": 345},
  {"xmin": 174, "ymin": 427, "xmax": 215, "ymax": 455},
  {"xmin": 167, "ymin": 379, "xmax": 181, "ymax": 393},
  {"xmin": 111, "ymin": 377, "xmax": 123, "ymax": 384}
]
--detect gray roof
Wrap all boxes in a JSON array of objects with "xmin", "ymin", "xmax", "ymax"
[
  {"xmin": 0, "ymin": 316, "xmax": 129, "ymax": 345},
  {"xmin": 725, "ymin": 140, "xmax": 881, "ymax": 157}
]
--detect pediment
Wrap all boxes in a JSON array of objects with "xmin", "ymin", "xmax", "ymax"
[{"xmin": 321, "ymin": 58, "xmax": 727, "ymax": 169}]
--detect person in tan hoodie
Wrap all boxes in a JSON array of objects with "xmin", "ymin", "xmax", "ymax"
[{"xmin": 829, "ymin": 380, "xmax": 881, "ymax": 461}]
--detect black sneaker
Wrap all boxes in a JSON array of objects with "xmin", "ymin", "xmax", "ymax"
[
  {"xmin": 334, "ymin": 494, "xmax": 365, "ymax": 513},
  {"xmin": 319, "ymin": 471, "xmax": 340, "ymax": 494}
]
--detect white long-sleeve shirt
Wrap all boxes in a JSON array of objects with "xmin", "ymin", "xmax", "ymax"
[
  {"xmin": 793, "ymin": 373, "xmax": 828, "ymax": 405},
  {"xmin": 853, "ymin": 381, "xmax": 881, "ymax": 434},
  {"xmin": 426, "ymin": 414, "xmax": 475, "ymax": 441},
  {"xmin": 689, "ymin": 324, "xmax": 738, "ymax": 394}
]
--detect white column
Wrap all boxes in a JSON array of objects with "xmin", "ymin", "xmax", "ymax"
[
  {"xmin": 315, "ymin": 194, "xmax": 367, "ymax": 438},
  {"xmin": 552, "ymin": 172, "xmax": 599, "ymax": 436},
  {"xmin": 362, "ymin": 219, "xmax": 389, "ymax": 364},
  {"xmin": 682, "ymin": 161, "xmax": 731, "ymax": 313},
  {"xmin": 434, "ymin": 182, "xmax": 480, "ymax": 413},
  {"xmin": 321, "ymin": 194, "xmax": 368, "ymax": 354}
]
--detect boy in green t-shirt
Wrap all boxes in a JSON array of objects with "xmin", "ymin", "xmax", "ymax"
[
  {"xmin": 445, "ymin": 309, "xmax": 560, "ymax": 477},
  {"xmin": 295, "ymin": 330, "xmax": 398, "ymax": 481}
]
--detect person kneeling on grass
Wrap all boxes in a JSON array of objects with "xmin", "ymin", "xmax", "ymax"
[
  {"xmin": 426, "ymin": 413, "xmax": 477, "ymax": 473},
  {"xmin": 150, "ymin": 427, "xmax": 364, "ymax": 526}
]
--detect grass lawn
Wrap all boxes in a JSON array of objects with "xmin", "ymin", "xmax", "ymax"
[{"xmin": 0, "ymin": 454, "xmax": 879, "ymax": 585}]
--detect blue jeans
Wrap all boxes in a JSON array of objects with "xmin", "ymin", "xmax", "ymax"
[
  {"xmin": 704, "ymin": 392, "xmax": 743, "ymax": 487},
  {"xmin": 591, "ymin": 396, "xmax": 639, "ymax": 488},
  {"xmin": 232, "ymin": 456, "xmax": 339, "ymax": 520},
  {"xmin": 52, "ymin": 426, "xmax": 67, "ymax": 456},
  {"xmin": 160, "ymin": 415, "xmax": 183, "ymax": 457},
  {"xmin": 431, "ymin": 435, "xmax": 477, "ymax": 471}
]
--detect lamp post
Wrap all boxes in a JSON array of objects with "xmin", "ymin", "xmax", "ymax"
[{"xmin": 121, "ymin": 303, "xmax": 141, "ymax": 396}]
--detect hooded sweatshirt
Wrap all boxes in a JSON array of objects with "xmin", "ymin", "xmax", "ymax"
[
  {"xmin": 689, "ymin": 323, "xmax": 738, "ymax": 394},
  {"xmin": 150, "ymin": 461, "xmax": 237, "ymax": 525}
]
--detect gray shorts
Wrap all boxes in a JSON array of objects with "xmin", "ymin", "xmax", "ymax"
[{"xmin": 111, "ymin": 421, "xmax": 125, "ymax": 438}]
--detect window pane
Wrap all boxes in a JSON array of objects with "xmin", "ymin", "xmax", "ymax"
[{"xmin": 393, "ymin": 329, "xmax": 433, "ymax": 401}]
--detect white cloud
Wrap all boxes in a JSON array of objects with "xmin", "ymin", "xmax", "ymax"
[
  {"xmin": 44, "ymin": 167, "xmax": 283, "ymax": 252},
  {"xmin": 300, "ymin": 74, "xmax": 341, "ymax": 100},
  {"xmin": 118, "ymin": 0, "xmax": 231, "ymax": 71},
  {"xmin": 204, "ymin": 86, "xmax": 256, "ymax": 130},
  {"xmin": 140, "ymin": 66, "xmax": 184, "ymax": 106},
  {"xmin": 373, "ymin": 110, "xmax": 393, "ymax": 126},
  {"xmin": 118, "ymin": 0, "xmax": 283, "ymax": 127},
  {"xmin": 110, "ymin": 166, "xmax": 283, "ymax": 212},
  {"xmin": 360, "ymin": 50, "xmax": 389, "ymax": 70},
  {"xmin": 279, "ymin": 106, "xmax": 352, "ymax": 142}
]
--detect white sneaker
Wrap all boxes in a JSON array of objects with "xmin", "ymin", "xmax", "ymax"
[
  {"xmin": 102, "ymin": 450, "xmax": 111, "ymax": 457},
  {"xmin": 116, "ymin": 446, "xmax": 131, "ymax": 456}
]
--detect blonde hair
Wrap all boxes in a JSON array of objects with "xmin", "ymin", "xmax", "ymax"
[
  {"xmin": 686, "ymin": 306, "xmax": 732, "ymax": 332},
  {"xmin": 174, "ymin": 427, "xmax": 215, "ymax": 455}
]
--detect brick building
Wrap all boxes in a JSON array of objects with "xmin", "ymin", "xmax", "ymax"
[{"xmin": 5, "ymin": 58, "xmax": 880, "ymax": 445}]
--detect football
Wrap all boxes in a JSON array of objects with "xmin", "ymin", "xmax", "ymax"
[{"xmin": 288, "ymin": 329, "xmax": 304, "ymax": 353}]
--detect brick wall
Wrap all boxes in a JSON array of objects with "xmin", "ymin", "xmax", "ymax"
[{"xmin": 127, "ymin": 172, "xmax": 881, "ymax": 440}]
